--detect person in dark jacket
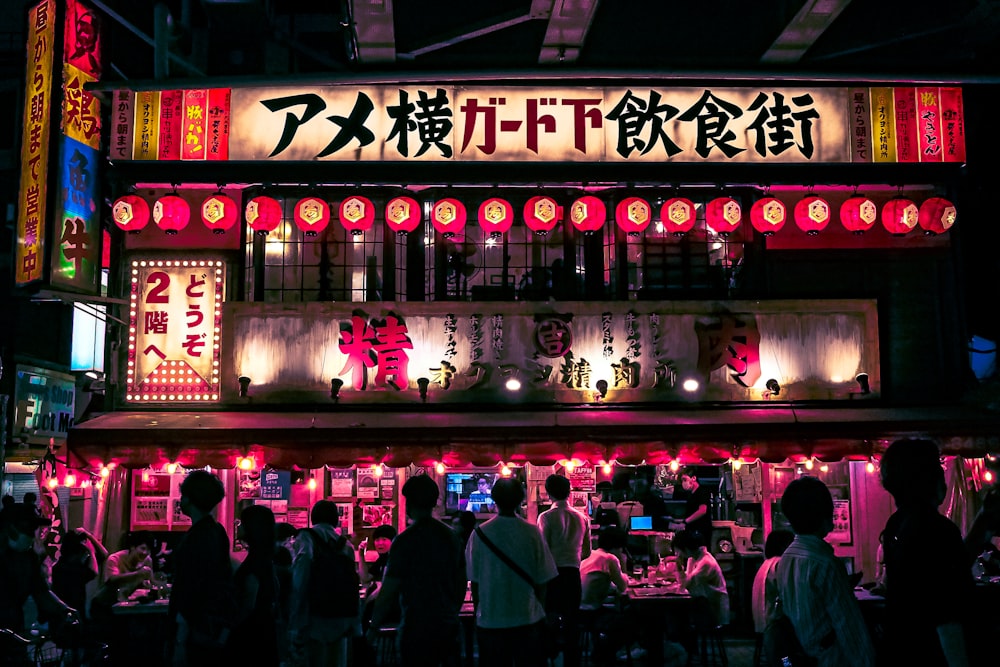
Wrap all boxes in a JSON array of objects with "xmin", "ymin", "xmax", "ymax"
[{"xmin": 228, "ymin": 504, "xmax": 279, "ymax": 666}]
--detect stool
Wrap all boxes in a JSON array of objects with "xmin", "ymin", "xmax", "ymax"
[
  {"xmin": 687, "ymin": 625, "xmax": 728, "ymax": 667},
  {"xmin": 373, "ymin": 626, "xmax": 398, "ymax": 666}
]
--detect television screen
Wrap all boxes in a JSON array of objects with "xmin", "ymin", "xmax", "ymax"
[{"xmin": 444, "ymin": 469, "xmax": 525, "ymax": 516}]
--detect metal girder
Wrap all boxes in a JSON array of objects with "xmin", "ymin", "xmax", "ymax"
[
  {"xmin": 350, "ymin": 0, "xmax": 397, "ymax": 63},
  {"xmin": 760, "ymin": 0, "xmax": 853, "ymax": 64},
  {"xmin": 535, "ymin": 0, "xmax": 601, "ymax": 64}
]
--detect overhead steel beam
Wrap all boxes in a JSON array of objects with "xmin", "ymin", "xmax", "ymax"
[
  {"xmin": 397, "ymin": 12, "xmax": 534, "ymax": 59},
  {"xmin": 760, "ymin": 0, "xmax": 853, "ymax": 64},
  {"xmin": 535, "ymin": 0, "xmax": 601, "ymax": 64},
  {"xmin": 350, "ymin": 0, "xmax": 397, "ymax": 63}
]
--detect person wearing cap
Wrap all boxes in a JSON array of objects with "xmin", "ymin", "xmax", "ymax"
[
  {"xmin": 368, "ymin": 474, "xmax": 467, "ymax": 666},
  {"xmin": 0, "ymin": 503, "xmax": 78, "ymax": 634}
]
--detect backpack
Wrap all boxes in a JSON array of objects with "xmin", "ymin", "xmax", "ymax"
[{"xmin": 303, "ymin": 528, "xmax": 360, "ymax": 618}]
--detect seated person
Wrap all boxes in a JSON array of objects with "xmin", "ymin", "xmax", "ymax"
[
  {"xmin": 671, "ymin": 530, "xmax": 730, "ymax": 628},
  {"xmin": 751, "ymin": 529, "xmax": 794, "ymax": 636},
  {"xmin": 580, "ymin": 526, "xmax": 631, "ymax": 610},
  {"xmin": 93, "ymin": 530, "xmax": 154, "ymax": 608},
  {"xmin": 51, "ymin": 528, "xmax": 108, "ymax": 620},
  {"xmin": 1, "ymin": 504, "xmax": 77, "ymax": 636}
]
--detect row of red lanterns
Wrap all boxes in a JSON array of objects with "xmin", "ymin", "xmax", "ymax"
[{"xmin": 112, "ymin": 191, "xmax": 957, "ymax": 239}]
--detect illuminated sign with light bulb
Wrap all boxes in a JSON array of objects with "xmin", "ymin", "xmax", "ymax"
[{"xmin": 126, "ymin": 259, "xmax": 225, "ymax": 403}]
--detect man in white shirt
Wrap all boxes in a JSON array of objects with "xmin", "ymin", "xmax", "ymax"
[
  {"xmin": 100, "ymin": 530, "xmax": 154, "ymax": 599},
  {"xmin": 537, "ymin": 474, "xmax": 591, "ymax": 667},
  {"xmin": 580, "ymin": 526, "xmax": 629, "ymax": 609},
  {"xmin": 467, "ymin": 477, "xmax": 558, "ymax": 667}
]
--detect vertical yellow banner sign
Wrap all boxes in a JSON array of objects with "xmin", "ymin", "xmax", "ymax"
[
  {"xmin": 869, "ymin": 87, "xmax": 896, "ymax": 163},
  {"xmin": 133, "ymin": 90, "xmax": 161, "ymax": 160},
  {"xmin": 15, "ymin": 0, "xmax": 56, "ymax": 285}
]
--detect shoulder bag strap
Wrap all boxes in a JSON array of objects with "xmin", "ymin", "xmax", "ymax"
[{"xmin": 474, "ymin": 526, "xmax": 537, "ymax": 588}]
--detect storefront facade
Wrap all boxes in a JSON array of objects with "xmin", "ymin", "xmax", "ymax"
[{"xmin": 45, "ymin": 74, "xmax": 998, "ymax": 598}]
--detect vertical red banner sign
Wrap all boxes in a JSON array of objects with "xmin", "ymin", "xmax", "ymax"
[
  {"xmin": 915, "ymin": 87, "xmax": 943, "ymax": 162},
  {"xmin": 848, "ymin": 87, "xmax": 871, "ymax": 163},
  {"xmin": 16, "ymin": 0, "xmax": 56, "ymax": 286},
  {"xmin": 111, "ymin": 88, "xmax": 133, "ymax": 161},
  {"xmin": 893, "ymin": 87, "xmax": 918, "ymax": 163},
  {"xmin": 206, "ymin": 88, "xmax": 231, "ymax": 161},
  {"xmin": 181, "ymin": 89, "xmax": 208, "ymax": 160},
  {"xmin": 939, "ymin": 87, "xmax": 966, "ymax": 164},
  {"xmin": 157, "ymin": 89, "xmax": 183, "ymax": 160}
]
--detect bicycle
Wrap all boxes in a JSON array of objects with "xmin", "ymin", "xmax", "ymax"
[{"xmin": 0, "ymin": 627, "xmax": 109, "ymax": 667}]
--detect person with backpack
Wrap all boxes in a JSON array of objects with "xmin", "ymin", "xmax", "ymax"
[{"xmin": 289, "ymin": 500, "xmax": 360, "ymax": 667}]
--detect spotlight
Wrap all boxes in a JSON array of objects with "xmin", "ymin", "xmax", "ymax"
[
  {"xmin": 417, "ymin": 377, "xmax": 430, "ymax": 403},
  {"xmin": 855, "ymin": 373, "xmax": 870, "ymax": 394},
  {"xmin": 682, "ymin": 378, "xmax": 699, "ymax": 392},
  {"xmin": 505, "ymin": 377, "xmax": 522, "ymax": 392},
  {"xmin": 330, "ymin": 378, "xmax": 344, "ymax": 402},
  {"xmin": 595, "ymin": 379, "xmax": 609, "ymax": 400},
  {"xmin": 238, "ymin": 376, "xmax": 251, "ymax": 398},
  {"xmin": 765, "ymin": 378, "xmax": 781, "ymax": 396}
]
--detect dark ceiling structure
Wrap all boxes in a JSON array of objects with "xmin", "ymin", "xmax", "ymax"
[{"xmin": 94, "ymin": 0, "xmax": 1000, "ymax": 83}]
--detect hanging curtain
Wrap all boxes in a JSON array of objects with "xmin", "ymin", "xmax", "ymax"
[
  {"xmin": 100, "ymin": 466, "xmax": 130, "ymax": 552},
  {"xmin": 943, "ymin": 456, "xmax": 985, "ymax": 537}
]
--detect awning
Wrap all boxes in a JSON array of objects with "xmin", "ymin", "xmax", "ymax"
[{"xmin": 66, "ymin": 405, "xmax": 1000, "ymax": 469}]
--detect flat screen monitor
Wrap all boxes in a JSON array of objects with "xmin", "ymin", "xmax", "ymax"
[
  {"xmin": 444, "ymin": 469, "xmax": 527, "ymax": 517},
  {"xmin": 629, "ymin": 516, "xmax": 653, "ymax": 531}
]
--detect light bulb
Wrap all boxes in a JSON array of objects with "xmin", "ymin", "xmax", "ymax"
[
  {"xmin": 373, "ymin": 464, "xmax": 384, "ymax": 478},
  {"xmin": 985, "ymin": 470, "xmax": 994, "ymax": 483},
  {"xmin": 866, "ymin": 461, "xmax": 876, "ymax": 474},
  {"xmin": 819, "ymin": 464, "xmax": 829, "ymax": 473},
  {"xmin": 141, "ymin": 469, "xmax": 150, "ymax": 483},
  {"xmin": 239, "ymin": 456, "xmax": 253, "ymax": 471},
  {"xmin": 732, "ymin": 458, "xmax": 743, "ymax": 471},
  {"xmin": 602, "ymin": 463, "xmax": 613, "ymax": 475},
  {"xmin": 669, "ymin": 460, "xmax": 680, "ymax": 472},
  {"xmin": 805, "ymin": 459, "xmax": 814, "ymax": 471},
  {"xmin": 64, "ymin": 474, "xmax": 76, "ymax": 487},
  {"xmin": 501, "ymin": 464, "xmax": 512, "ymax": 477},
  {"xmin": 435, "ymin": 462, "xmax": 446, "ymax": 475},
  {"xmin": 100, "ymin": 465, "xmax": 110, "ymax": 478},
  {"xmin": 307, "ymin": 478, "xmax": 318, "ymax": 491},
  {"xmin": 166, "ymin": 462, "xmax": 178, "ymax": 474},
  {"xmin": 47, "ymin": 477, "xmax": 59, "ymax": 489}
]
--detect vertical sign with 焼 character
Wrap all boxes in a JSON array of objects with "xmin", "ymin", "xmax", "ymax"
[
  {"xmin": 133, "ymin": 90, "xmax": 160, "ymax": 160},
  {"xmin": 52, "ymin": 0, "xmax": 102, "ymax": 294},
  {"xmin": 126, "ymin": 259, "xmax": 225, "ymax": 403},
  {"xmin": 893, "ymin": 88, "xmax": 918, "ymax": 163},
  {"xmin": 848, "ymin": 88, "xmax": 871, "ymax": 163},
  {"xmin": 181, "ymin": 89, "xmax": 208, "ymax": 160},
  {"xmin": 939, "ymin": 87, "xmax": 966, "ymax": 163},
  {"xmin": 869, "ymin": 87, "xmax": 896, "ymax": 163},
  {"xmin": 916, "ymin": 87, "xmax": 943, "ymax": 163},
  {"xmin": 157, "ymin": 90, "xmax": 183, "ymax": 160},
  {"xmin": 110, "ymin": 88, "xmax": 133, "ymax": 161},
  {"xmin": 15, "ymin": 0, "xmax": 56, "ymax": 286},
  {"xmin": 206, "ymin": 88, "xmax": 231, "ymax": 161}
]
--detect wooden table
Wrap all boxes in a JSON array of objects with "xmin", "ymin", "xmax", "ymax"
[{"xmin": 625, "ymin": 583, "xmax": 693, "ymax": 665}]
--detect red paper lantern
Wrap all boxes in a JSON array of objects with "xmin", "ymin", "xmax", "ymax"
[
  {"xmin": 706, "ymin": 197, "xmax": 742, "ymax": 236},
  {"xmin": 200, "ymin": 193, "xmax": 238, "ymax": 234},
  {"xmin": 339, "ymin": 196, "xmax": 375, "ymax": 236},
  {"xmin": 615, "ymin": 196, "xmax": 651, "ymax": 237},
  {"xmin": 245, "ymin": 196, "xmax": 282, "ymax": 236},
  {"xmin": 918, "ymin": 197, "xmax": 957, "ymax": 235},
  {"xmin": 523, "ymin": 195, "xmax": 562, "ymax": 235},
  {"xmin": 152, "ymin": 194, "xmax": 190, "ymax": 235},
  {"xmin": 112, "ymin": 194, "xmax": 150, "ymax": 233},
  {"xmin": 293, "ymin": 197, "xmax": 330, "ymax": 236},
  {"xmin": 569, "ymin": 195, "xmax": 606, "ymax": 234},
  {"xmin": 478, "ymin": 197, "xmax": 514, "ymax": 238},
  {"xmin": 840, "ymin": 195, "xmax": 878, "ymax": 234},
  {"xmin": 432, "ymin": 198, "xmax": 467, "ymax": 238},
  {"xmin": 384, "ymin": 196, "xmax": 422, "ymax": 235},
  {"xmin": 750, "ymin": 196, "xmax": 786, "ymax": 235},
  {"xmin": 793, "ymin": 195, "xmax": 831, "ymax": 235},
  {"xmin": 660, "ymin": 197, "xmax": 695, "ymax": 236},
  {"xmin": 881, "ymin": 197, "xmax": 919, "ymax": 235}
]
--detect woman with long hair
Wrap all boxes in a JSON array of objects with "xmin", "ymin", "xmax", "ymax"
[{"xmin": 228, "ymin": 504, "xmax": 279, "ymax": 665}]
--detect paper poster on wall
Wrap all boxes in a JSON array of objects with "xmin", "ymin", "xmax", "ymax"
[
  {"xmin": 270, "ymin": 499, "xmax": 288, "ymax": 515},
  {"xmin": 829, "ymin": 499, "xmax": 852, "ymax": 544},
  {"xmin": 134, "ymin": 498, "xmax": 168, "ymax": 525},
  {"xmin": 570, "ymin": 491, "xmax": 590, "ymax": 513},
  {"xmin": 287, "ymin": 508, "xmax": 309, "ymax": 529},
  {"xmin": 362, "ymin": 503, "xmax": 394, "ymax": 527},
  {"xmin": 335, "ymin": 502, "xmax": 354, "ymax": 535},
  {"xmin": 260, "ymin": 469, "xmax": 290, "ymax": 500},
  {"xmin": 172, "ymin": 499, "xmax": 191, "ymax": 526},
  {"xmin": 356, "ymin": 466, "xmax": 379, "ymax": 500},
  {"xmin": 329, "ymin": 468, "xmax": 354, "ymax": 497},
  {"xmin": 379, "ymin": 469, "xmax": 396, "ymax": 500},
  {"xmin": 238, "ymin": 468, "xmax": 261, "ymax": 500},
  {"xmin": 568, "ymin": 466, "xmax": 595, "ymax": 492}
]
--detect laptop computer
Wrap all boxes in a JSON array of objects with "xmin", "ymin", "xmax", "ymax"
[{"xmin": 629, "ymin": 515, "xmax": 653, "ymax": 531}]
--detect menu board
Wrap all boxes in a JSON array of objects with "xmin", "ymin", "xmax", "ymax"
[
  {"xmin": 356, "ymin": 466, "xmax": 379, "ymax": 500},
  {"xmin": 131, "ymin": 471, "xmax": 188, "ymax": 530},
  {"xmin": 830, "ymin": 499, "xmax": 852, "ymax": 544}
]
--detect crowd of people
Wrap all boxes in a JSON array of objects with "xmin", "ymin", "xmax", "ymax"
[{"xmin": 1, "ymin": 437, "xmax": 998, "ymax": 666}]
